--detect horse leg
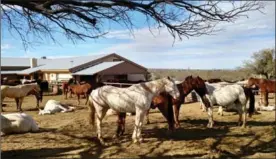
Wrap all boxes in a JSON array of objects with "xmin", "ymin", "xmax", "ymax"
[
  {"xmin": 95, "ymin": 107, "xmax": 109, "ymax": 145},
  {"xmin": 114, "ymin": 112, "xmax": 126, "ymax": 139},
  {"xmin": 132, "ymin": 108, "xmax": 146, "ymax": 144},
  {"xmin": 77, "ymin": 94, "xmax": 80, "ymax": 105},
  {"xmin": 241, "ymin": 103, "xmax": 247, "ymax": 128},
  {"xmin": 217, "ymin": 106, "xmax": 223, "ymax": 116},
  {"xmin": 236, "ymin": 104, "xmax": 243, "ymax": 127},
  {"xmin": 173, "ymin": 104, "xmax": 181, "ymax": 128},
  {"xmin": 263, "ymin": 92, "xmax": 269, "ymax": 106},
  {"xmin": 145, "ymin": 109, "xmax": 150, "ymax": 124},
  {"xmin": 15, "ymin": 98, "xmax": 19, "ymax": 111},
  {"xmin": 206, "ymin": 106, "xmax": 214, "ymax": 128},
  {"xmin": 85, "ymin": 93, "xmax": 89, "ymax": 105}
]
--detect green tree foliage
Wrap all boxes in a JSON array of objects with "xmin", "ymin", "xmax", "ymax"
[{"xmin": 243, "ymin": 48, "xmax": 275, "ymax": 79}]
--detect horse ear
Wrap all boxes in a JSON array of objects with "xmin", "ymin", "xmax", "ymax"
[{"xmin": 167, "ymin": 76, "xmax": 171, "ymax": 80}]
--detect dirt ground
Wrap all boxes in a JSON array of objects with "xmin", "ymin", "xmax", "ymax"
[{"xmin": 1, "ymin": 94, "xmax": 275, "ymax": 159}]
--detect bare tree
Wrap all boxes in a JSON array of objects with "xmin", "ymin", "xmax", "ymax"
[{"xmin": 1, "ymin": 0, "xmax": 264, "ymax": 49}]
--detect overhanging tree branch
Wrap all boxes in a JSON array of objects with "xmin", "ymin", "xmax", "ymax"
[{"xmin": 1, "ymin": 0, "xmax": 265, "ymax": 49}]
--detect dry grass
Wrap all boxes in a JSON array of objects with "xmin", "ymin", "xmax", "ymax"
[{"xmin": 1, "ymin": 94, "xmax": 275, "ymax": 158}]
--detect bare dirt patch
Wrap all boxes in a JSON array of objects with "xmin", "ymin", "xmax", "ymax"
[{"xmin": 1, "ymin": 94, "xmax": 275, "ymax": 158}]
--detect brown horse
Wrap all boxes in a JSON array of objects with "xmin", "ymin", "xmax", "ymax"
[
  {"xmin": 247, "ymin": 77, "xmax": 275, "ymax": 106},
  {"xmin": 68, "ymin": 83, "xmax": 92, "ymax": 105},
  {"xmin": 26, "ymin": 88, "xmax": 42, "ymax": 109},
  {"xmin": 62, "ymin": 78, "xmax": 75, "ymax": 99},
  {"xmin": 2, "ymin": 83, "xmax": 41, "ymax": 112},
  {"xmin": 114, "ymin": 92, "xmax": 174, "ymax": 138},
  {"xmin": 205, "ymin": 78, "xmax": 222, "ymax": 83},
  {"xmin": 114, "ymin": 76, "xmax": 211, "ymax": 138}
]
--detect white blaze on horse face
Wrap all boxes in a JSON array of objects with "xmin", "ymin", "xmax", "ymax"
[{"xmin": 164, "ymin": 78, "xmax": 180, "ymax": 99}]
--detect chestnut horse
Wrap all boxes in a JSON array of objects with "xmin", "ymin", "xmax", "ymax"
[
  {"xmin": 62, "ymin": 78, "xmax": 75, "ymax": 99},
  {"xmin": 68, "ymin": 83, "xmax": 92, "ymax": 105},
  {"xmin": 114, "ymin": 75, "xmax": 212, "ymax": 139},
  {"xmin": 247, "ymin": 77, "xmax": 275, "ymax": 106}
]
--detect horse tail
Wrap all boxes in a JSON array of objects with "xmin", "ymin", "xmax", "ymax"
[
  {"xmin": 88, "ymin": 95, "xmax": 96, "ymax": 127},
  {"xmin": 167, "ymin": 94, "xmax": 174, "ymax": 129},
  {"xmin": 243, "ymin": 87, "xmax": 255, "ymax": 117}
]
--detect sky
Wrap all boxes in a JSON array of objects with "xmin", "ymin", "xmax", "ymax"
[{"xmin": 1, "ymin": 1, "xmax": 275, "ymax": 69}]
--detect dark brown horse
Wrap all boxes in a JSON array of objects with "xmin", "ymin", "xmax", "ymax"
[
  {"xmin": 247, "ymin": 77, "xmax": 275, "ymax": 106},
  {"xmin": 23, "ymin": 79, "xmax": 48, "ymax": 102},
  {"xmin": 26, "ymin": 88, "xmax": 42, "ymax": 109},
  {"xmin": 62, "ymin": 78, "xmax": 75, "ymax": 99},
  {"xmin": 205, "ymin": 78, "xmax": 222, "ymax": 83},
  {"xmin": 114, "ymin": 76, "xmax": 211, "ymax": 138},
  {"xmin": 171, "ymin": 75, "xmax": 211, "ymax": 128}
]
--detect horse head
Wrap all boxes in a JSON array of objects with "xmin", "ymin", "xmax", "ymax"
[
  {"xmin": 163, "ymin": 76, "xmax": 180, "ymax": 100},
  {"xmin": 247, "ymin": 77, "xmax": 259, "ymax": 88}
]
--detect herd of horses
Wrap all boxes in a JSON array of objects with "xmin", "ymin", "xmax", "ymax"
[{"xmin": 1, "ymin": 76, "xmax": 275, "ymax": 146}]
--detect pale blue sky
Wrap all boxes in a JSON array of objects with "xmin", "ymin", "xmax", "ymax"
[{"xmin": 1, "ymin": 1, "xmax": 275, "ymax": 69}]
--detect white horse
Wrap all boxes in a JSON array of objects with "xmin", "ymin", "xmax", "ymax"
[
  {"xmin": 1, "ymin": 85, "xmax": 9, "ymax": 111},
  {"xmin": 38, "ymin": 99, "xmax": 75, "ymax": 115},
  {"xmin": 200, "ymin": 82, "xmax": 225, "ymax": 112},
  {"xmin": 1, "ymin": 113, "xmax": 39, "ymax": 135},
  {"xmin": 88, "ymin": 77, "xmax": 180, "ymax": 145},
  {"xmin": 206, "ymin": 84, "xmax": 255, "ymax": 127}
]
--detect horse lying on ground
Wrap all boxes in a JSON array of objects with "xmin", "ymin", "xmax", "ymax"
[
  {"xmin": 1, "ymin": 113, "xmax": 39, "ymax": 135},
  {"xmin": 88, "ymin": 77, "xmax": 180, "ymax": 145},
  {"xmin": 39, "ymin": 100, "xmax": 75, "ymax": 115},
  {"xmin": 206, "ymin": 84, "xmax": 255, "ymax": 128},
  {"xmin": 2, "ymin": 83, "xmax": 41, "ymax": 112}
]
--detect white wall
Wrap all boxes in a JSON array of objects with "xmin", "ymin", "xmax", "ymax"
[
  {"xmin": 57, "ymin": 73, "xmax": 72, "ymax": 81},
  {"xmin": 127, "ymin": 74, "xmax": 146, "ymax": 81}
]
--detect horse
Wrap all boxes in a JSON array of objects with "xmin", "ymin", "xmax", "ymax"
[
  {"xmin": 62, "ymin": 78, "xmax": 75, "ymax": 99},
  {"xmin": 88, "ymin": 77, "xmax": 180, "ymax": 145},
  {"xmin": 199, "ymin": 82, "xmax": 225, "ymax": 113},
  {"xmin": 1, "ymin": 85, "xmax": 9, "ymax": 112},
  {"xmin": 206, "ymin": 84, "xmax": 255, "ymax": 128},
  {"xmin": 38, "ymin": 99, "xmax": 75, "ymax": 115},
  {"xmin": 205, "ymin": 78, "xmax": 222, "ymax": 83},
  {"xmin": 2, "ymin": 83, "xmax": 41, "ymax": 112},
  {"xmin": 114, "ymin": 92, "xmax": 175, "ymax": 139},
  {"xmin": 170, "ymin": 76, "xmax": 213, "ymax": 128},
  {"xmin": 1, "ymin": 113, "xmax": 39, "ymax": 135},
  {"xmin": 1, "ymin": 79, "xmax": 21, "ymax": 86},
  {"xmin": 113, "ymin": 75, "xmax": 212, "ymax": 139},
  {"xmin": 22, "ymin": 79, "xmax": 48, "ymax": 102},
  {"xmin": 247, "ymin": 77, "xmax": 275, "ymax": 106},
  {"xmin": 68, "ymin": 83, "xmax": 92, "ymax": 105}
]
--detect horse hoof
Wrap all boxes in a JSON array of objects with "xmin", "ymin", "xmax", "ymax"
[
  {"xmin": 133, "ymin": 139, "xmax": 139, "ymax": 144},
  {"xmin": 175, "ymin": 124, "xmax": 180, "ymax": 129},
  {"xmin": 139, "ymin": 138, "xmax": 144, "ymax": 143}
]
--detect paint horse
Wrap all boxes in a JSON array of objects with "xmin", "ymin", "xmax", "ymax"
[
  {"xmin": 206, "ymin": 84, "xmax": 255, "ymax": 128},
  {"xmin": 88, "ymin": 77, "xmax": 180, "ymax": 145},
  {"xmin": 247, "ymin": 77, "xmax": 275, "ymax": 106},
  {"xmin": 2, "ymin": 83, "xmax": 41, "ymax": 112}
]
